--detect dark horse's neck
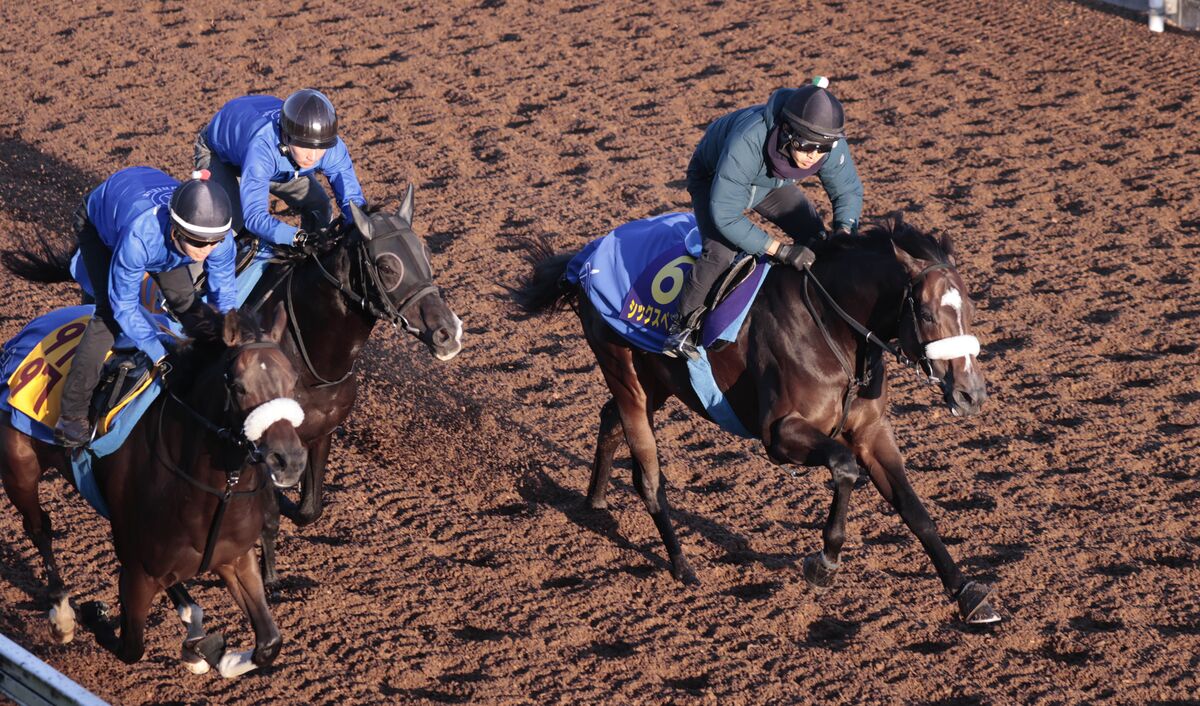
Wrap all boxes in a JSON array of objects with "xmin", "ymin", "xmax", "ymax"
[
  {"xmin": 159, "ymin": 342, "xmax": 248, "ymax": 483},
  {"xmin": 771, "ymin": 237, "xmax": 910, "ymax": 350},
  {"xmin": 280, "ymin": 243, "xmax": 377, "ymax": 387}
]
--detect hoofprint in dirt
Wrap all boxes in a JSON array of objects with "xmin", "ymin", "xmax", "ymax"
[{"xmin": 0, "ymin": 0, "xmax": 1197, "ymax": 703}]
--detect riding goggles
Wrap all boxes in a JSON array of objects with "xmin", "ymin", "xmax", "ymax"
[{"xmin": 779, "ymin": 122, "xmax": 835, "ymax": 154}]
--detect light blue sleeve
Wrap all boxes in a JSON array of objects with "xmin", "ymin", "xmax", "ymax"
[
  {"xmin": 320, "ymin": 139, "xmax": 367, "ymax": 222},
  {"xmin": 202, "ymin": 232, "xmax": 238, "ymax": 312},
  {"xmin": 240, "ymin": 139, "xmax": 299, "ymax": 245},
  {"xmin": 108, "ymin": 234, "xmax": 167, "ymax": 362}
]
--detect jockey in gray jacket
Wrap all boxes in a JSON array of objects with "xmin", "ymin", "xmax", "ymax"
[{"xmin": 664, "ymin": 77, "xmax": 864, "ymax": 359}]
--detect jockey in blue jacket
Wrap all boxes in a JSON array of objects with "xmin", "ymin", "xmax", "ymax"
[
  {"xmin": 55, "ymin": 167, "xmax": 237, "ymax": 446},
  {"xmin": 663, "ymin": 77, "xmax": 864, "ymax": 359},
  {"xmin": 194, "ymin": 89, "xmax": 366, "ymax": 248}
]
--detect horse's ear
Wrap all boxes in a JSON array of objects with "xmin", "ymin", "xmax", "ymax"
[
  {"xmin": 398, "ymin": 184, "xmax": 414, "ymax": 225},
  {"xmin": 939, "ymin": 233, "xmax": 957, "ymax": 266},
  {"xmin": 350, "ymin": 201, "xmax": 374, "ymax": 241},
  {"xmin": 892, "ymin": 242, "xmax": 925, "ymax": 278},
  {"xmin": 267, "ymin": 302, "xmax": 288, "ymax": 344},
  {"xmin": 222, "ymin": 309, "xmax": 242, "ymax": 348}
]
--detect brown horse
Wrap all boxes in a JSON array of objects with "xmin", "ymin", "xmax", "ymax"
[
  {"xmin": 514, "ymin": 215, "xmax": 999, "ymax": 624},
  {"xmin": 0, "ymin": 305, "xmax": 309, "ymax": 675},
  {"xmin": 243, "ymin": 188, "xmax": 463, "ymax": 585}
]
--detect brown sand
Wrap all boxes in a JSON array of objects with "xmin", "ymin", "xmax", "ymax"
[{"xmin": 0, "ymin": 0, "xmax": 1198, "ymax": 703}]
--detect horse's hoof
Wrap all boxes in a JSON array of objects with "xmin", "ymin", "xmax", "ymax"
[
  {"xmin": 803, "ymin": 553, "xmax": 839, "ymax": 589},
  {"xmin": 217, "ymin": 649, "xmax": 258, "ymax": 679},
  {"xmin": 670, "ymin": 554, "xmax": 699, "ymax": 585},
  {"xmin": 586, "ymin": 496, "xmax": 607, "ymax": 510},
  {"xmin": 956, "ymin": 582, "xmax": 1002, "ymax": 625},
  {"xmin": 48, "ymin": 597, "xmax": 76, "ymax": 644},
  {"xmin": 181, "ymin": 653, "xmax": 210, "ymax": 675},
  {"xmin": 186, "ymin": 632, "xmax": 227, "ymax": 668}
]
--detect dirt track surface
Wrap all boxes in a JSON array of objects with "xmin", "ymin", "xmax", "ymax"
[{"xmin": 1, "ymin": 1, "xmax": 1198, "ymax": 703}]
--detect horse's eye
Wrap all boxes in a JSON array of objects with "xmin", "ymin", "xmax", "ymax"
[{"xmin": 920, "ymin": 309, "xmax": 935, "ymax": 324}]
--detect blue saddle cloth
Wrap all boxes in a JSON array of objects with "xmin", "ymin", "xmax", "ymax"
[
  {"xmin": 0, "ymin": 307, "xmax": 182, "ymax": 518},
  {"xmin": 564, "ymin": 212, "xmax": 768, "ymax": 438}
]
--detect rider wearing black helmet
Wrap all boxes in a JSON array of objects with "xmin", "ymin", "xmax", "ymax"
[
  {"xmin": 663, "ymin": 76, "xmax": 864, "ymax": 359},
  {"xmin": 54, "ymin": 167, "xmax": 238, "ymax": 446},
  {"xmin": 193, "ymin": 89, "xmax": 367, "ymax": 249}
]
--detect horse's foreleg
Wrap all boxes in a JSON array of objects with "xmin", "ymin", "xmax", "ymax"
[
  {"xmin": 856, "ymin": 419, "xmax": 1000, "ymax": 624},
  {"xmin": 293, "ymin": 433, "xmax": 331, "ymax": 526},
  {"xmin": 1, "ymin": 431, "xmax": 73, "ymax": 643},
  {"xmin": 260, "ymin": 487, "xmax": 282, "ymax": 589},
  {"xmin": 167, "ymin": 584, "xmax": 222, "ymax": 674},
  {"xmin": 215, "ymin": 551, "xmax": 281, "ymax": 678},
  {"xmin": 769, "ymin": 414, "xmax": 861, "ymax": 587},
  {"xmin": 586, "ymin": 398, "xmax": 623, "ymax": 509},
  {"xmin": 115, "ymin": 567, "xmax": 158, "ymax": 664}
]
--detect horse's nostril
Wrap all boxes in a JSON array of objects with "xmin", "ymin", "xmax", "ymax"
[
  {"xmin": 268, "ymin": 452, "xmax": 286, "ymax": 471},
  {"xmin": 434, "ymin": 328, "xmax": 451, "ymax": 344}
]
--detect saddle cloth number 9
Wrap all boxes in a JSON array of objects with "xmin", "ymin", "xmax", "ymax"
[{"xmin": 7, "ymin": 315, "xmax": 98, "ymax": 426}]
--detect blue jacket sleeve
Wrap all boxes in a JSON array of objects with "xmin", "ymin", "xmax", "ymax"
[
  {"xmin": 202, "ymin": 233, "xmax": 238, "ymax": 312},
  {"xmin": 108, "ymin": 235, "xmax": 168, "ymax": 362},
  {"xmin": 818, "ymin": 141, "xmax": 864, "ymax": 232},
  {"xmin": 320, "ymin": 139, "xmax": 366, "ymax": 221},
  {"xmin": 240, "ymin": 140, "xmax": 300, "ymax": 245},
  {"xmin": 708, "ymin": 134, "xmax": 773, "ymax": 256}
]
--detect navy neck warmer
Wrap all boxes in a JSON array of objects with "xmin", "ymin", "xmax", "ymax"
[{"xmin": 765, "ymin": 125, "xmax": 826, "ymax": 180}]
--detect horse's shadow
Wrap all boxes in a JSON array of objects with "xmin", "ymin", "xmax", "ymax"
[{"xmin": 516, "ymin": 468, "xmax": 798, "ymax": 577}]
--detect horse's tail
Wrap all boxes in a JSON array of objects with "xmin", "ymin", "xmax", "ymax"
[
  {"xmin": 508, "ymin": 237, "xmax": 579, "ymax": 315},
  {"xmin": 2, "ymin": 234, "xmax": 75, "ymax": 284}
]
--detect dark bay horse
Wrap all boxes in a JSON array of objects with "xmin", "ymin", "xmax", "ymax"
[
  {"xmin": 514, "ymin": 215, "xmax": 999, "ymax": 624},
  {"xmin": 0, "ymin": 306, "xmax": 308, "ymax": 675},
  {"xmin": 242, "ymin": 186, "xmax": 462, "ymax": 584},
  {"xmin": 4, "ymin": 185, "xmax": 463, "ymax": 586}
]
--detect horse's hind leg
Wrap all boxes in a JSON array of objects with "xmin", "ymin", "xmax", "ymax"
[
  {"xmin": 594, "ymin": 348, "xmax": 694, "ymax": 584},
  {"xmin": 769, "ymin": 414, "xmax": 861, "ymax": 588},
  {"xmin": 585, "ymin": 398, "xmax": 623, "ymax": 509},
  {"xmin": 214, "ymin": 551, "xmax": 281, "ymax": 678},
  {"xmin": 855, "ymin": 420, "xmax": 999, "ymax": 624},
  {"xmin": 0, "ymin": 429, "xmax": 74, "ymax": 643}
]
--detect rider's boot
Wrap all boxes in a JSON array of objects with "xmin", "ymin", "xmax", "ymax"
[
  {"xmin": 662, "ymin": 309, "xmax": 703, "ymax": 361},
  {"xmin": 54, "ymin": 415, "xmax": 91, "ymax": 448}
]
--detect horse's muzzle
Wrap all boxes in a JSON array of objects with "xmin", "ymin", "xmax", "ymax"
[{"xmin": 264, "ymin": 447, "xmax": 307, "ymax": 488}]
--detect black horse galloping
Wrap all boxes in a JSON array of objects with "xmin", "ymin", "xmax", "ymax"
[{"xmin": 514, "ymin": 215, "xmax": 999, "ymax": 624}]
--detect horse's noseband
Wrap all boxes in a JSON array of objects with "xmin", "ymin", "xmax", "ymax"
[{"xmin": 899, "ymin": 263, "xmax": 981, "ymax": 384}]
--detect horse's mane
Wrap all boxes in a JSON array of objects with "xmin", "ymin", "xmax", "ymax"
[
  {"xmin": 167, "ymin": 312, "xmax": 267, "ymax": 395},
  {"xmin": 815, "ymin": 213, "xmax": 953, "ymax": 266}
]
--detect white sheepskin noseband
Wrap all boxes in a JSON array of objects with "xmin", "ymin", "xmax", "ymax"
[
  {"xmin": 242, "ymin": 398, "xmax": 305, "ymax": 442},
  {"xmin": 924, "ymin": 335, "xmax": 981, "ymax": 361}
]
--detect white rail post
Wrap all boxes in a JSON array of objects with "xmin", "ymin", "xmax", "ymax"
[
  {"xmin": 1149, "ymin": 0, "xmax": 1166, "ymax": 31},
  {"xmin": 0, "ymin": 633, "xmax": 108, "ymax": 706}
]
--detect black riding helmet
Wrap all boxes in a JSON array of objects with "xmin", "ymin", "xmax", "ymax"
[
  {"xmin": 780, "ymin": 76, "xmax": 845, "ymax": 145},
  {"xmin": 280, "ymin": 89, "xmax": 339, "ymax": 150},
  {"xmin": 169, "ymin": 171, "xmax": 232, "ymax": 243}
]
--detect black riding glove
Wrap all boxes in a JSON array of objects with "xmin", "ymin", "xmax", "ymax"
[{"xmin": 773, "ymin": 243, "xmax": 816, "ymax": 270}]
